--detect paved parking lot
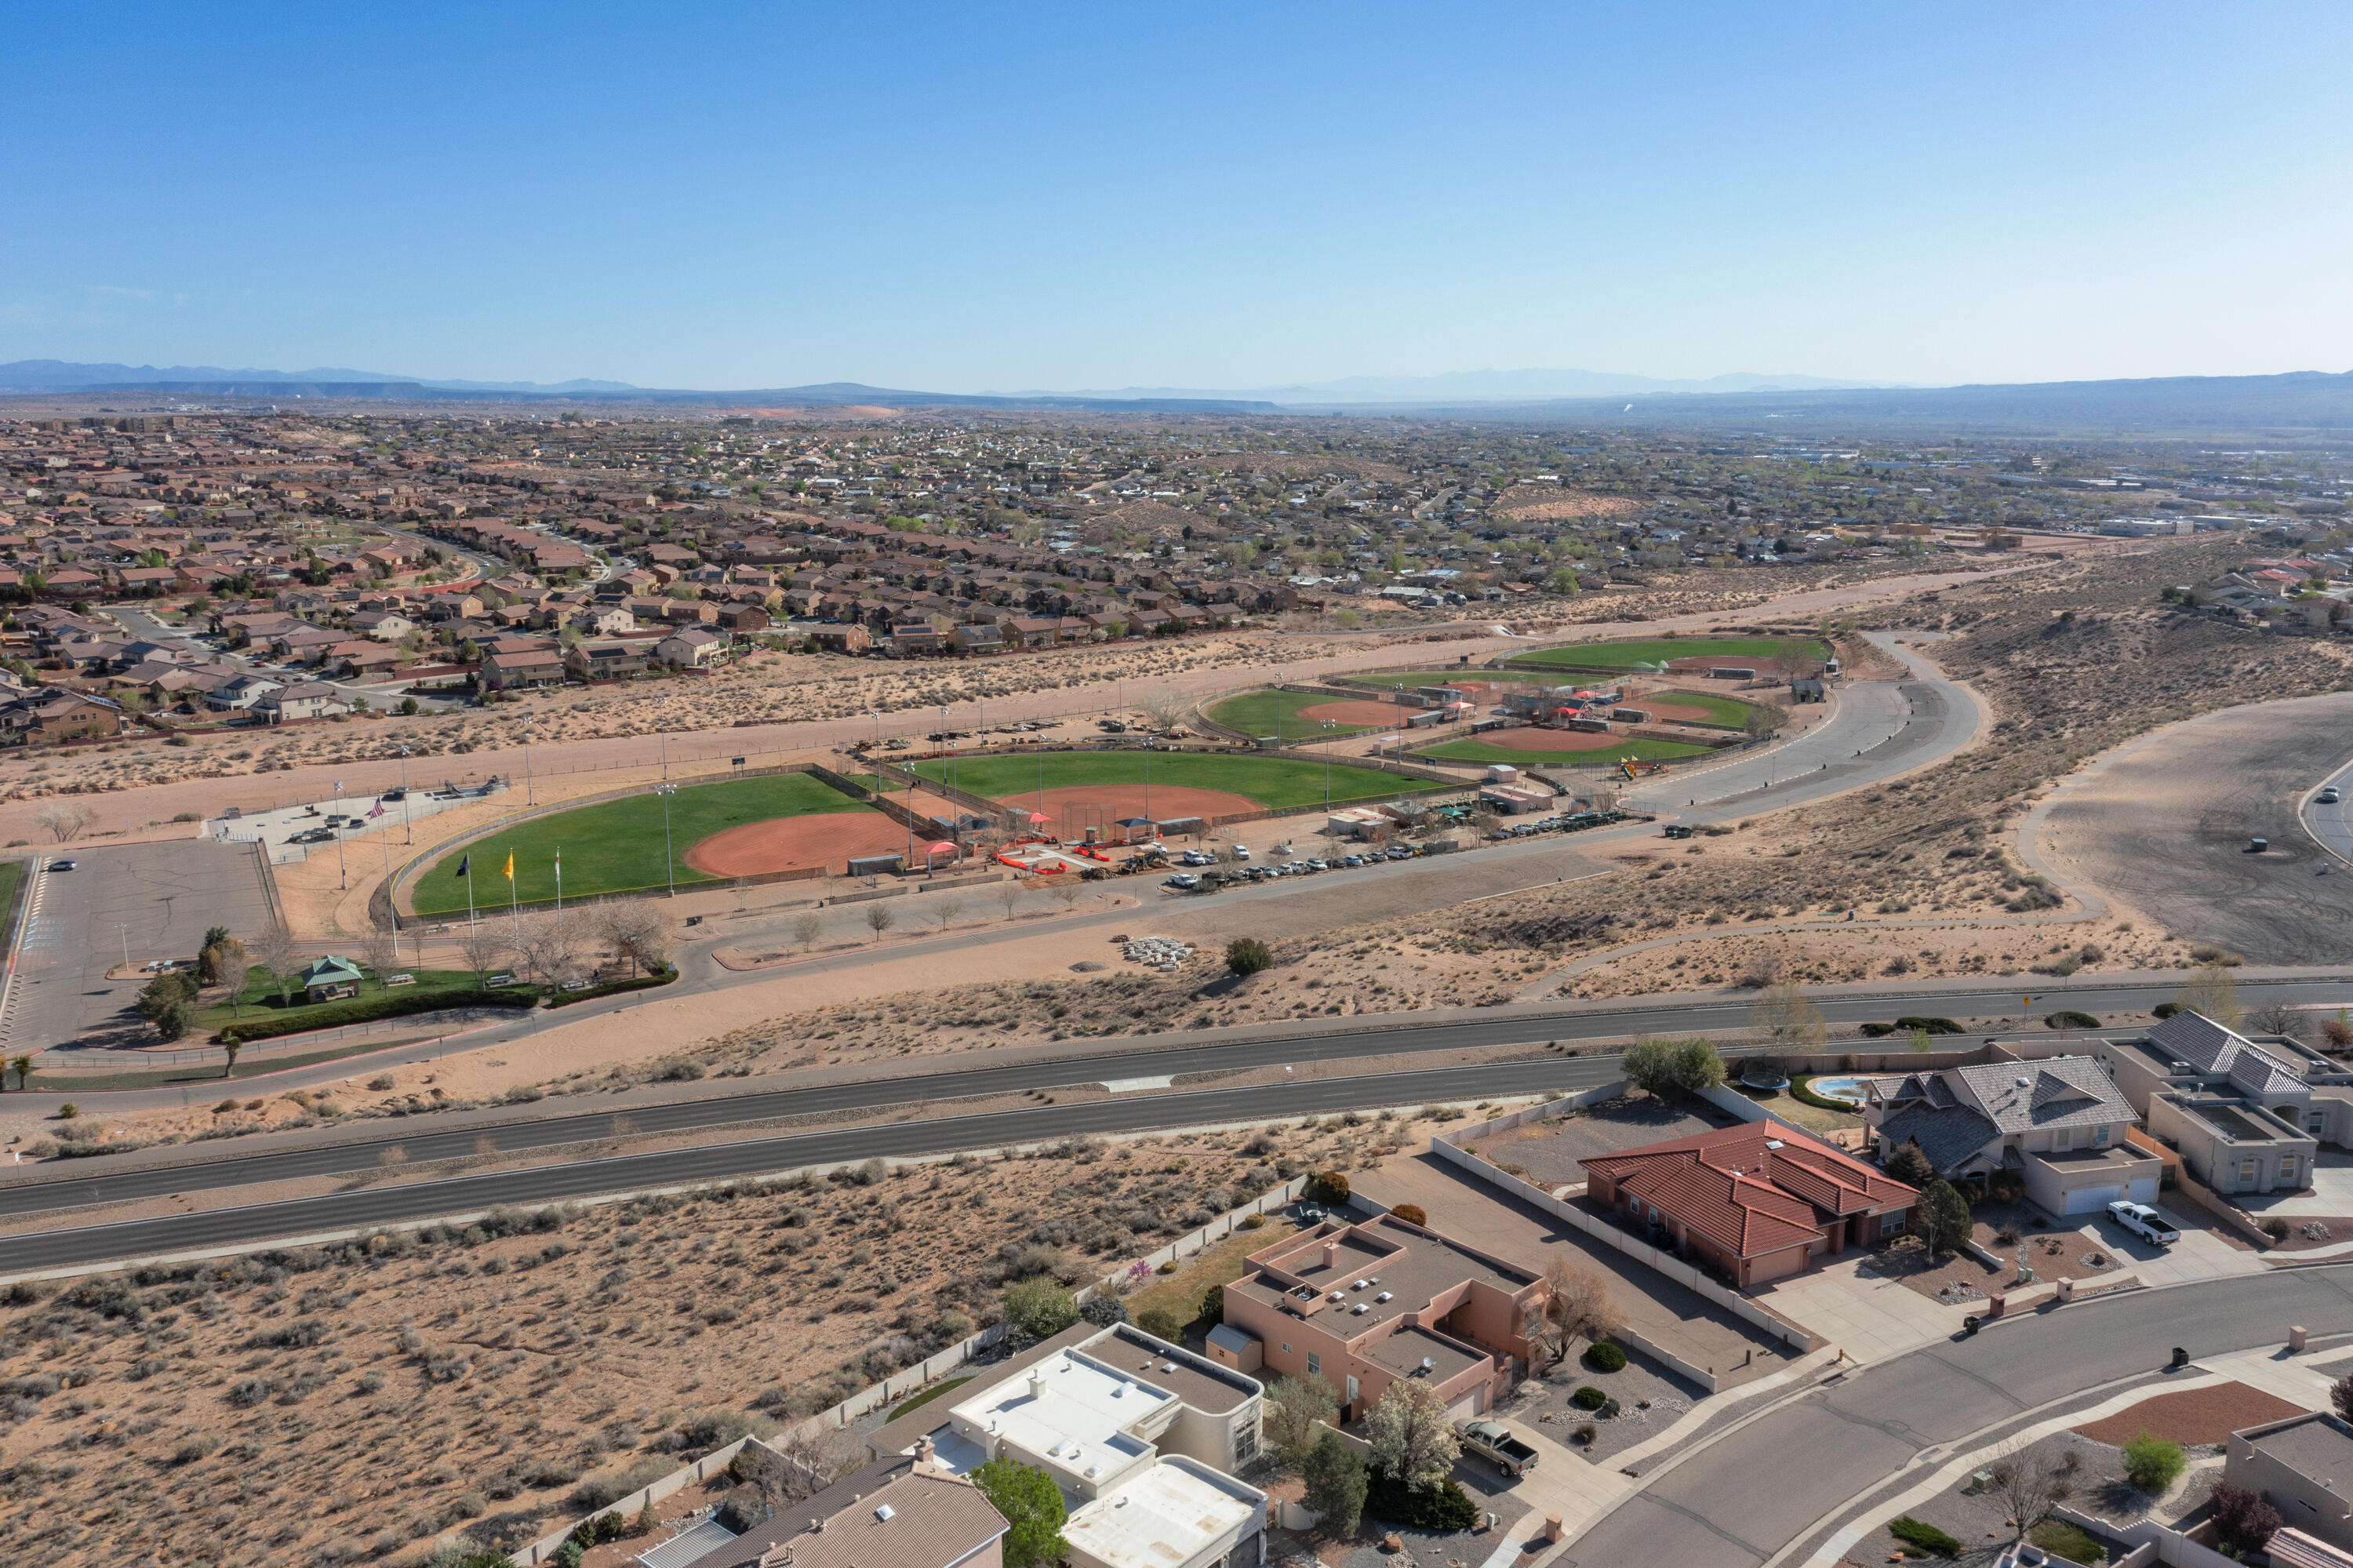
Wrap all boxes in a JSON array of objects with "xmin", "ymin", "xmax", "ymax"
[{"xmin": 2, "ymin": 840, "xmax": 272, "ymax": 1052}]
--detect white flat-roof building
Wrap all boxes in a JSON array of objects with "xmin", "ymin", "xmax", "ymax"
[{"xmin": 1064, "ymin": 1455, "xmax": 1265, "ymax": 1568}]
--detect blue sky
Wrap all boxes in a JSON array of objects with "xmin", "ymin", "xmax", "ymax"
[{"xmin": 5, "ymin": 3, "xmax": 2348, "ymax": 391}]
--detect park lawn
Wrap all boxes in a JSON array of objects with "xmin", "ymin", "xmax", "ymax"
[
  {"xmin": 1507, "ymin": 636, "xmax": 1828, "ymax": 671},
  {"xmin": 198, "ymin": 964, "xmax": 495, "ymax": 1029},
  {"xmin": 1412, "ymin": 736, "xmax": 1715, "ymax": 767},
  {"xmin": 0, "ymin": 860, "xmax": 22, "ymax": 939},
  {"xmin": 1649, "ymin": 689, "xmax": 1766, "ymax": 727},
  {"xmin": 1202, "ymin": 689, "xmax": 1387, "ymax": 739},
  {"xmin": 412, "ymin": 772, "xmax": 869, "ymax": 913},
  {"xmin": 907, "ymin": 752, "xmax": 1424, "ymax": 810}
]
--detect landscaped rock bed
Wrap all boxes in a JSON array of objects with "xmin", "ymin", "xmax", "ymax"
[{"xmin": 1502, "ymin": 1340, "xmax": 1707, "ymax": 1465}]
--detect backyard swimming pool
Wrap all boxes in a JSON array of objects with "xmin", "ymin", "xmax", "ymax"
[{"xmin": 1808, "ymin": 1075, "xmax": 1869, "ymax": 1108}]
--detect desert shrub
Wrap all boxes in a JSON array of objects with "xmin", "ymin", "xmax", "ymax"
[
  {"xmin": 1364, "ymin": 1468, "xmax": 1478, "ymax": 1531},
  {"xmin": 1224, "ymin": 937, "xmax": 1275, "ymax": 977},
  {"xmin": 1893, "ymin": 1016, "xmax": 1964, "ymax": 1035},
  {"xmin": 2151, "ymin": 1002, "xmax": 2181, "ymax": 1020},
  {"xmin": 1888, "ymin": 1516, "xmax": 1960, "ymax": 1557},
  {"xmin": 1003, "ymin": 1276, "xmax": 1078, "ymax": 1340},
  {"xmin": 1573, "ymin": 1423, "xmax": 1596, "ymax": 1445},
  {"xmin": 1136, "ymin": 1306, "xmax": 1185, "ymax": 1341},
  {"xmin": 2045, "ymin": 1010, "xmax": 2101, "ymax": 1030},
  {"xmin": 1858, "ymin": 1021, "xmax": 1897, "ymax": 1037},
  {"xmin": 2265, "ymin": 1217, "xmax": 2292, "ymax": 1240},
  {"xmin": 1303, "ymin": 1170, "xmax": 1351, "ymax": 1205},
  {"xmin": 2122, "ymin": 1428, "xmax": 2185, "ymax": 1493},
  {"xmin": 1571, "ymin": 1386, "xmax": 1607, "ymax": 1410},
  {"xmin": 569, "ymin": 1456, "xmax": 670, "ymax": 1511},
  {"xmin": 1583, "ymin": 1342, "xmax": 1627, "ymax": 1373},
  {"xmin": 1078, "ymin": 1294, "xmax": 1130, "ymax": 1326},
  {"xmin": 1390, "ymin": 1202, "xmax": 1427, "ymax": 1226}
]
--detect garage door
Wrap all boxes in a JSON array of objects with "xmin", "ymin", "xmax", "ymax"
[
  {"xmin": 2126, "ymin": 1177, "xmax": 2160, "ymax": 1206},
  {"xmin": 2064, "ymin": 1185, "xmax": 2122, "ymax": 1215},
  {"xmin": 1446, "ymin": 1388, "xmax": 1485, "ymax": 1421}
]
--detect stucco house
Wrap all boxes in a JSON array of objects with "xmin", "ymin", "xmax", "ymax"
[
  {"xmin": 1863, "ymin": 1057, "xmax": 2157, "ymax": 1215},
  {"xmin": 2100, "ymin": 1011, "xmax": 2345, "ymax": 1194}
]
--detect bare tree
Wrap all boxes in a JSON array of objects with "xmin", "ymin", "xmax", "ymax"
[
  {"xmin": 358, "ymin": 921, "xmax": 398, "ymax": 990},
  {"xmin": 1531, "ymin": 1255, "xmax": 1614, "ymax": 1366},
  {"xmin": 1048, "ymin": 879, "xmax": 1084, "ymax": 911},
  {"xmin": 593, "ymin": 901, "xmax": 671, "ymax": 978},
  {"xmin": 513, "ymin": 908, "xmax": 589, "ymax": 991},
  {"xmin": 2246, "ymin": 1001, "xmax": 2300, "ymax": 1040},
  {"xmin": 456, "ymin": 926, "xmax": 509, "ymax": 989},
  {"xmin": 997, "ymin": 878, "xmax": 1027, "ymax": 922},
  {"xmin": 933, "ymin": 896, "xmax": 966, "ymax": 933},
  {"xmin": 1987, "ymin": 1439, "xmax": 2077, "ymax": 1544},
  {"xmin": 864, "ymin": 902, "xmax": 896, "ymax": 937},
  {"xmin": 1751, "ymin": 980, "xmax": 1827, "ymax": 1053},
  {"xmin": 249, "ymin": 925, "xmax": 305, "ymax": 1007},
  {"xmin": 791, "ymin": 911, "xmax": 824, "ymax": 951},
  {"xmin": 35, "ymin": 806, "xmax": 94, "ymax": 843},
  {"xmin": 1137, "ymin": 689, "xmax": 1191, "ymax": 734}
]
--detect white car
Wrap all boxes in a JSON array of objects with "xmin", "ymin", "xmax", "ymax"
[
  {"xmin": 2322, "ymin": 785, "xmax": 2343, "ymax": 805},
  {"xmin": 2107, "ymin": 1201, "xmax": 2180, "ymax": 1247}
]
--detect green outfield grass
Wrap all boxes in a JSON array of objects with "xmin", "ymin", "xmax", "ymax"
[
  {"xmin": 1413, "ymin": 736, "xmax": 1716, "ymax": 767},
  {"xmin": 1331, "ymin": 669, "xmax": 1505, "ymax": 688},
  {"xmin": 1507, "ymin": 636, "xmax": 1828, "ymax": 671},
  {"xmin": 1646, "ymin": 689, "xmax": 1766, "ymax": 727},
  {"xmin": 411, "ymin": 773, "xmax": 873, "ymax": 914},
  {"xmin": 907, "ymin": 751, "xmax": 1425, "ymax": 811},
  {"xmin": 1202, "ymin": 689, "xmax": 1391, "ymax": 738}
]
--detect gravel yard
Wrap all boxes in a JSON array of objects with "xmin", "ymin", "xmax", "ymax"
[{"xmin": 1500, "ymin": 1341, "xmax": 1705, "ymax": 1466}]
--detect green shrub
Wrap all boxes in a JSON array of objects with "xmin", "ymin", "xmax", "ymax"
[
  {"xmin": 2152, "ymin": 1002, "xmax": 2181, "ymax": 1020},
  {"xmin": 1887, "ymin": 1516, "xmax": 1962, "ymax": 1558},
  {"xmin": 1304, "ymin": 1170, "xmax": 1351, "ymax": 1205},
  {"xmin": 1572, "ymin": 1385, "xmax": 1607, "ymax": 1410},
  {"xmin": 1003, "ymin": 1276, "xmax": 1078, "ymax": 1340},
  {"xmin": 546, "ymin": 967, "xmax": 678, "ymax": 1008},
  {"xmin": 1893, "ymin": 1016, "xmax": 1965, "ymax": 1035},
  {"xmin": 2264, "ymin": 1216, "xmax": 2292, "ymax": 1241},
  {"xmin": 1858, "ymin": 1021, "xmax": 1897, "ymax": 1037},
  {"xmin": 2046, "ymin": 1010, "xmax": 2102, "ymax": 1031},
  {"xmin": 1135, "ymin": 1306, "xmax": 1184, "ymax": 1341},
  {"xmin": 2122, "ymin": 1428, "xmax": 2184, "ymax": 1493},
  {"xmin": 1583, "ymin": 1342, "xmax": 1627, "ymax": 1373},
  {"xmin": 1364, "ymin": 1468, "xmax": 1478, "ymax": 1531},
  {"xmin": 1224, "ymin": 937, "xmax": 1275, "ymax": 977},
  {"xmin": 213, "ymin": 984, "xmax": 536, "ymax": 1042}
]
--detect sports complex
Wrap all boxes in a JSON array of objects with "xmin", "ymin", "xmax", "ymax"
[
  {"xmin": 405, "ymin": 751, "xmax": 1431, "ymax": 915},
  {"xmin": 1503, "ymin": 634, "xmax": 1828, "ymax": 675}
]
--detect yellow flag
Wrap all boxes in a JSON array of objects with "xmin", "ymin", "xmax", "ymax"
[{"xmin": 502, "ymin": 852, "xmax": 515, "ymax": 882}]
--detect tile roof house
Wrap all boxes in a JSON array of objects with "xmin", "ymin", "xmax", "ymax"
[
  {"xmin": 1582, "ymin": 1124, "xmax": 1917, "ymax": 1290},
  {"xmin": 2102, "ymin": 1010, "xmax": 2353, "ymax": 1148},
  {"xmin": 1864, "ymin": 1056, "xmax": 2158, "ymax": 1215}
]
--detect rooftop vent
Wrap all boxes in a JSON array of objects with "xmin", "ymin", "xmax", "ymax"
[
  {"xmin": 875, "ymin": 1504, "xmax": 896, "ymax": 1523},
  {"xmin": 1161, "ymin": 1362, "xmax": 1176, "ymax": 1373},
  {"xmin": 2017, "ymin": 1077, "xmax": 2031, "ymax": 1088},
  {"xmin": 1352, "ymin": 1279, "xmax": 1369, "ymax": 1291},
  {"xmin": 1377, "ymin": 1291, "xmax": 1393, "ymax": 1303},
  {"xmin": 1352, "ymin": 1303, "xmax": 1367, "ymax": 1315},
  {"xmin": 1329, "ymin": 1290, "xmax": 1344, "ymax": 1301},
  {"xmin": 1420, "ymin": 1356, "xmax": 1435, "ymax": 1373}
]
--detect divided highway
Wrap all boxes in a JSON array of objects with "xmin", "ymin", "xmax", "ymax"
[{"xmin": 10, "ymin": 977, "xmax": 2353, "ymax": 1273}]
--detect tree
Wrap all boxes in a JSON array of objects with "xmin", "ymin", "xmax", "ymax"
[
  {"xmin": 200, "ymin": 934, "xmax": 248, "ymax": 996},
  {"xmin": 1225, "ymin": 937, "xmax": 1275, "ymax": 977},
  {"xmin": 1002, "ymin": 1276, "xmax": 1077, "ymax": 1341},
  {"xmin": 1987, "ymin": 1440, "xmax": 2075, "ymax": 1544},
  {"xmin": 2333, "ymin": 1370, "xmax": 2353, "ymax": 1426},
  {"xmin": 3, "ymin": 1056, "xmax": 25, "ymax": 1092},
  {"xmin": 1302, "ymin": 1428, "xmax": 1367, "ymax": 1536},
  {"xmin": 1751, "ymin": 982, "xmax": 1827, "ymax": 1053},
  {"xmin": 1915, "ymin": 1179, "xmax": 1974, "ymax": 1258},
  {"xmin": 2122, "ymin": 1429, "xmax": 2184, "ymax": 1493},
  {"xmin": 1367, "ymin": 1380, "xmax": 1457, "ymax": 1492},
  {"xmin": 595, "ymin": 903, "xmax": 671, "ymax": 977},
  {"xmin": 220, "ymin": 1034, "xmax": 242, "ymax": 1079},
  {"xmin": 864, "ymin": 902, "xmax": 896, "ymax": 937},
  {"xmin": 2209, "ymin": 1482, "xmax": 2282, "ymax": 1555},
  {"xmin": 2246, "ymin": 1001, "xmax": 2299, "ymax": 1039},
  {"xmin": 358, "ymin": 920, "xmax": 398, "ymax": 989},
  {"xmin": 2177, "ymin": 962, "xmax": 2242, "ymax": 1029},
  {"xmin": 35, "ymin": 806, "xmax": 94, "ymax": 843},
  {"xmin": 1532, "ymin": 1256, "xmax": 1613, "ymax": 1365},
  {"xmin": 792, "ymin": 912, "xmax": 823, "ymax": 951},
  {"xmin": 1882, "ymin": 1139, "xmax": 1936, "ymax": 1190},
  {"xmin": 197, "ymin": 926, "xmax": 233, "ymax": 983},
  {"xmin": 249, "ymin": 925, "xmax": 304, "ymax": 1006},
  {"xmin": 514, "ymin": 908, "xmax": 589, "ymax": 991},
  {"xmin": 933, "ymin": 896, "xmax": 965, "ymax": 933},
  {"xmin": 456, "ymin": 926, "xmax": 508, "ymax": 988},
  {"xmin": 1264, "ymin": 1374, "xmax": 1340, "ymax": 1468},
  {"xmin": 971, "ymin": 1457, "xmax": 1067, "ymax": 1568},
  {"xmin": 1620, "ymin": 1035, "xmax": 1725, "ymax": 1097}
]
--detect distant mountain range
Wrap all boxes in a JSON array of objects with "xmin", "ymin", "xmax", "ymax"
[
  {"xmin": 1026, "ymin": 369, "xmax": 1906, "ymax": 403},
  {"xmin": 5, "ymin": 359, "xmax": 2351, "ymax": 431}
]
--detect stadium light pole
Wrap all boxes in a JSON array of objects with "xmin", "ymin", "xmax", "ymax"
[
  {"xmin": 1322, "ymin": 721, "xmax": 1336, "ymax": 807},
  {"xmin": 655, "ymin": 784, "xmax": 678, "ymax": 897},
  {"xmin": 522, "ymin": 726, "xmax": 536, "ymax": 806},
  {"xmin": 657, "ymin": 693, "xmax": 671, "ymax": 779}
]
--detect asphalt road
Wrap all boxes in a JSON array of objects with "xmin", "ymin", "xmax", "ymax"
[
  {"xmin": 0, "ymin": 840, "xmax": 271, "ymax": 1051},
  {"xmin": 13, "ymin": 975, "xmax": 2353, "ymax": 1265},
  {"xmin": 2038, "ymin": 692, "xmax": 2353, "ymax": 962},
  {"xmin": 1569, "ymin": 1264, "xmax": 2353, "ymax": 1568}
]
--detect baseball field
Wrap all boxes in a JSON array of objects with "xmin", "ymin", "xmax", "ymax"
[
  {"xmin": 1202, "ymin": 688, "xmax": 1408, "ymax": 739},
  {"xmin": 1507, "ymin": 636, "xmax": 1828, "ymax": 673},
  {"xmin": 409, "ymin": 772, "xmax": 904, "ymax": 914},
  {"xmin": 1413, "ymin": 734, "xmax": 1716, "ymax": 767},
  {"xmin": 907, "ymin": 751, "xmax": 1427, "ymax": 824}
]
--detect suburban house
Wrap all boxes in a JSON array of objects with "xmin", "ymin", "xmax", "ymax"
[
  {"xmin": 1862, "ymin": 1057, "xmax": 2158, "ymax": 1214},
  {"xmin": 675, "ymin": 1450, "xmax": 1011, "ymax": 1568},
  {"xmin": 1215, "ymin": 1213, "xmax": 1541, "ymax": 1423},
  {"xmin": 565, "ymin": 639, "xmax": 652, "ymax": 680},
  {"xmin": 206, "ymin": 673, "xmax": 284, "ymax": 711},
  {"xmin": 259, "ymin": 682, "xmax": 350, "ymax": 723},
  {"xmin": 1583, "ymin": 1124, "xmax": 1918, "ymax": 1289},
  {"xmin": 480, "ymin": 646, "xmax": 566, "ymax": 691},
  {"xmin": 863, "ymin": 1322, "xmax": 1267, "ymax": 1568},
  {"xmin": 2226, "ymin": 1412, "xmax": 2353, "ymax": 1555},
  {"xmin": 655, "ymin": 625, "xmax": 729, "ymax": 668},
  {"xmin": 2100, "ymin": 1010, "xmax": 2344, "ymax": 1195},
  {"xmin": 0, "ymin": 688, "xmax": 126, "ymax": 744}
]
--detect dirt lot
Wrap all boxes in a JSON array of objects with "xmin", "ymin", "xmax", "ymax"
[
  {"xmin": 0, "ymin": 1114, "xmax": 1415, "ymax": 1568},
  {"xmin": 2036, "ymin": 691, "xmax": 2353, "ymax": 963}
]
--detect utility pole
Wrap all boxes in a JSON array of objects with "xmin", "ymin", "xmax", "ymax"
[{"xmin": 333, "ymin": 780, "xmax": 347, "ymax": 890}]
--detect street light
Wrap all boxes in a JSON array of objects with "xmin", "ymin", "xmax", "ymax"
[{"xmin": 522, "ymin": 726, "xmax": 536, "ymax": 806}]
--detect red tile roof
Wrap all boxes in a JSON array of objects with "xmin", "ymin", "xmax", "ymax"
[{"xmin": 1580, "ymin": 1125, "xmax": 1916, "ymax": 1261}]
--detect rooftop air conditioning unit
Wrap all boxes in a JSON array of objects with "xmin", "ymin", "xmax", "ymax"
[
  {"xmin": 1352, "ymin": 1279, "xmax": 1369, "ymax": 1290},
  {"xmin": 1328, "ymin": 1290, "xmax": 1344, "ymax": 1301},
  {"xmin": 1352, "ymin": 1303, "xmax": 1367, "ymax": 1315},
  {"xmin": 1376, "ymin": 1291, "xmax": 1392, "ymax": 1303},
  {"xmin": 1161, "ymin": 1362, "xmax": 1176, "ymax": 1373}
]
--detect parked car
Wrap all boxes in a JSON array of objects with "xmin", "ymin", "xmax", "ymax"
[
  {"xmin": 1340, "ymin": 855, "xmax": 1366, "ymax": 868},
  {"xmin": 1178, "ymin": 850, "xmax": 1214, "ymax": 867},
  {"xmin": 1230, "ymin": 844, "xmax": 1250, "ymax": 860},
  {"xmin": 2322, "ymin": 785, "xmax": 2343, "ymax": 804},
  {"xmin": 1164, "ymin": 873, "xmax": 1202, "ymax": 890},
  {"xmin": 44, "ymin": 860, "xmax": 75, "ymax": 872},
  {"xmin": 2106, "ymin": 1200, "xmax": 2180, "ymax": 1247},
  {"xmin": 1456, "ymin": 1420, "xmax": 1540, "ymax": 1479}
]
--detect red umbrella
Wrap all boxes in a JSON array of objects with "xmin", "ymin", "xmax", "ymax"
[
  {"xmin": 924, "ymin": 841, "xmax": 958, "ymax": 856},
  {"xmin": 1027, "ymin": 811, "xmax": 1050, "ymax": 824}
]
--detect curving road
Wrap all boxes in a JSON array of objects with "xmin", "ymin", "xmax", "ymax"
[{"xmin": 1570, "ymin": 1264, "xmax": 2353, "ymax": 1567}]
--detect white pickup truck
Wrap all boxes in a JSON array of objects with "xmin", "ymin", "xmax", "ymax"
[{"xmin": 1455, "ymin": 1419, "xmax": 1539, "ymax": 1478}]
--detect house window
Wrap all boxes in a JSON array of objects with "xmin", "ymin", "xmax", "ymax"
[
  {"xmin": 2093, "ymin": 1125, "xmax": 2110, "ymax": 1148},
  {"xmin": 1280, "ymin": 1343, "xmax": 1291, "ymax": 1356},
  {"xmin": 1306, "ymin": 1353, "xmax": 1321, "ymax": 1378},
  {"xmin": 1880, "ymin": 1210, "xmax": 1906, "ymax": 1236}
]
